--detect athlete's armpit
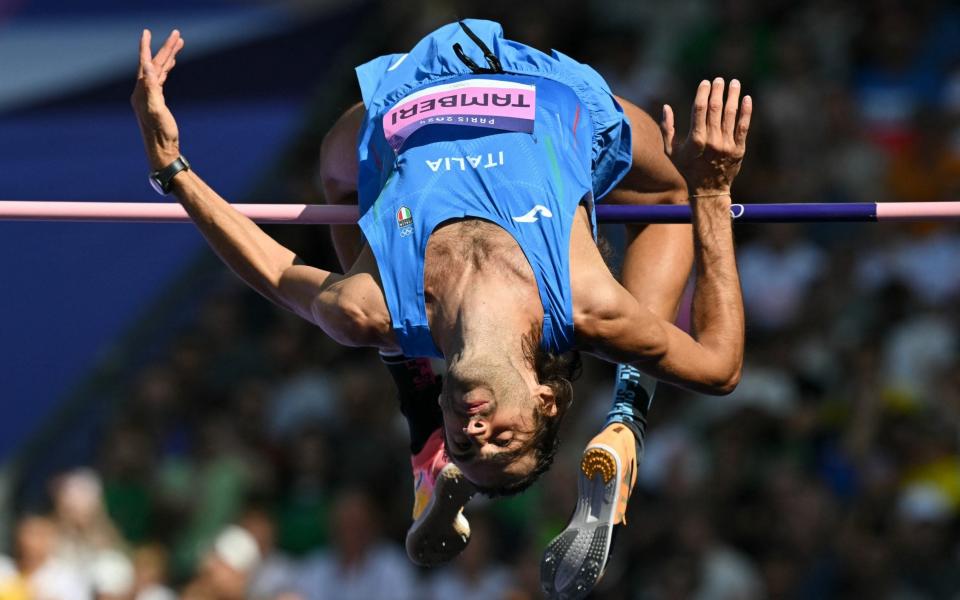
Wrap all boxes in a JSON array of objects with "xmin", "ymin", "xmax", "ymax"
[
  {"xmin": 573, "ymin": 277, "xmax": 668, "ymax": 362},
  {"xmin": 569, "ymin": 206, "xmax": 668, "ymax": 363}
]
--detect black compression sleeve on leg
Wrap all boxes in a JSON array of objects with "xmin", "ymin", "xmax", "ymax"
[
  {"xmin": 605, "ymin": 364, "xmax": 656, "ymax": 459},
  {"xmin": 380, "ymin": 354, "xmax": 445, "ymax": 454}
]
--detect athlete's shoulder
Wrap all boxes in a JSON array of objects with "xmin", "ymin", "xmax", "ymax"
[{"xmin": 566, "ymin": 207, "xmax": 652, "ymax": 354}]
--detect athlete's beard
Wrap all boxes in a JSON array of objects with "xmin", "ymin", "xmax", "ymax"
[{"xmin": 441, "ymin": 352, "xmax": 531, "ymax": 414}]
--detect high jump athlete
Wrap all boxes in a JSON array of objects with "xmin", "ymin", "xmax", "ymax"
[{"xmin": 131, "ymin": 19, "xmax": 750, "ymax": 599}]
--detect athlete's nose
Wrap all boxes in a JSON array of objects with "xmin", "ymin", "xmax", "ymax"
[{"xmin": 463, "ymin": 417, "xmax": 488, "ymax": 442}]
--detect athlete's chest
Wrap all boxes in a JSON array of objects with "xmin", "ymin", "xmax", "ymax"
[
  {"xmin": 422, "ymin": 219, "xmax": 534, "ymax": 296},
  {"xmin": 420, "ymin": 214, "xmax": 599, "ymax": 317}
]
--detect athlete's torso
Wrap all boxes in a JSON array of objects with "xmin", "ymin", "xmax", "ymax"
[
  {"xmin": 423, "ymin": 216, "xmax": 540, "ymax": 310},
  {"xmin": 352, "ymin": 20, "xmax": 632, "ymax": 358},
  {"xmin": 358, "ymin": 74, "xmax": 594, "ymax": 357}
]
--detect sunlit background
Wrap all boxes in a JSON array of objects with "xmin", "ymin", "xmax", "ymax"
[{"xmin": 1, "ymin": 0, "xmax": 959, "ymax": 598}]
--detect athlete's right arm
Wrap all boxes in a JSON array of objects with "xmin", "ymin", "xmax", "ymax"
[
  {"xmin": 169, "ymin": 171, "xmax": 388, "ymax": 347},
  {"xmin": 131, "ymin": 30, "xmax": 388, "ymax": 348}
]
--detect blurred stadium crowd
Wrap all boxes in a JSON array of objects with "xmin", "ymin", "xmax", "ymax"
[{"xmin": 4, "ymin": 0, "xmax": 960, "ymax": 598}]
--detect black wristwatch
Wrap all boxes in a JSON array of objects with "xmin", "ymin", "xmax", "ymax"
[{"xmin": 149, "ymin": 155, "xmax": 191, "ymax": 195}]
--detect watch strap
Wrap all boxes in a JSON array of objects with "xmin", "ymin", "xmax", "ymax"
[{"xmin": 150, "ymin": 155, "xmax": 191, "ymax": 195}]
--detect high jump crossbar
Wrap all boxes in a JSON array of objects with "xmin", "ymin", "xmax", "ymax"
[{"xmin": 0, "ymin": 201, "xmax": 958, "ymax": 224}]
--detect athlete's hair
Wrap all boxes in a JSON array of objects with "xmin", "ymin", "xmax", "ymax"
[{"xmin": 475, "ymin": 326, "xmax": 581, "ymax": 497}]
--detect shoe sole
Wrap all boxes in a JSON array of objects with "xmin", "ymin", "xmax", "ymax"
[
  {"xmin": 541, "ymin": 444, "xmax": 622, "ymax": 600},
  {"xmin": 406, "ymin": 464, "xmax": 476, "ymax": 566}
]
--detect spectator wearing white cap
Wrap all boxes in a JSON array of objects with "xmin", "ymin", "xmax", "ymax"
[
  {"xmin": 184, "ymin": 525, "xmax": 262, "ymax": 600},
  {"xmin": 91, "ymin": 549, "xmax": 135, "ymax": 600}
]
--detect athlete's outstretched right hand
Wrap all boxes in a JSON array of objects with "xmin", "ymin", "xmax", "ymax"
[
  {"xmin": 660, "ymin": 78, "xmax": 752, "ymax": 197},
  {"xmin": 131, "ymin": 29, "xmax": 185, "ymax": 171}
]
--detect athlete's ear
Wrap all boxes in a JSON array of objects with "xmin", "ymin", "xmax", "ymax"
[{"xmin": 535, "ymin": 384, "xmax": 558, "ymax": 417}]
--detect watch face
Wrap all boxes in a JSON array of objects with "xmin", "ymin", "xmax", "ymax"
[{"xmin": 149, "ymin": 175, "xmax": 167, "ymax": 196}]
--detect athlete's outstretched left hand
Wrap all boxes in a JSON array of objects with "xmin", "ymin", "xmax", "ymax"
[{"xmin": 131, "ymin": 29, "xmax": 185, "ymax": 170}]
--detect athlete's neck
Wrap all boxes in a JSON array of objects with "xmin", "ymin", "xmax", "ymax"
[{"xmin": 430, "ymin": 269, "xmax": 542, "ymax": 368}]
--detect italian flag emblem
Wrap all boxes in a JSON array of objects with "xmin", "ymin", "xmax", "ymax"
[{"xmin": 396, "ymin": 206, "xmax": 413, "ymax": 228}]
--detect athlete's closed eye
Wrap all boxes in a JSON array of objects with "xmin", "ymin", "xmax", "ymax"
[{"xmin": 448, "ymin": 437, "xmax": 477, "ymax": 459}]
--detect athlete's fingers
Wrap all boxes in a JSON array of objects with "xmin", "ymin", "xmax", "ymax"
[
  {"xmin": 168, "ymin": 37, "xmax": 185, "ymax": 69},
  {"xmin": 706, "ymin": 77, "xmax": 724, "ymax": 138},
  {"xmin": 138, "ymin": 29, "xmax": 153, "ymax": 78},
  {"xmin": 152, "ymin": 30, "xmax": 180, "ymax": 72},
  {"xmin": 159, "ymin": 38, "xmax": 184, "ymax": 84},
  {"xmin": 661, "ymin": 104, "xmax": 675, "ymax": 155},
  {"xmin": 689, "ymin": 79, "xmax": 710, "ymax": 149},
  {"xmin": 734, "ymin": 95, "xmax": 753, "ymax": 150},
  {"xmin": 722, "ymin": 79, "xmax": 741, "ymax": 138}
]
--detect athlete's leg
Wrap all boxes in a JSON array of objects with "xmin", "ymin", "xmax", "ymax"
[
  {"xmin": 585, "ymin": 98, "xmax": 690, "ymax": 535},
  {"xmin": 542, "ymin": 100, "xmax": 686, "ymax": 600},
  {"xmin": 593, "ymin": 96, "xmax": 692, "ymax": 463},
  {"xmin": 586, "ymin": 98, "xmax": 689, "ymax": 464},
  {"xmin": 318, "ymin": 103, "xmax": 449, "ymax": 460},
  {"xmin": 380, "ymin": 353, "xmax": 475, "ymax": 565},
  {"xmin": 318, "ymin": 103, "xmax": 472, "ymax": 565},
  {"xmin": 319, "ymin": 102, "xmax": 365, "ymax": 270}
]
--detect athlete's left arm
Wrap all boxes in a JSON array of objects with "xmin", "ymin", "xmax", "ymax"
[
  {"xmin": 607, "ymin": 96, "xmax": 688, "ymax": 205},
  {"xmin": 573, "ymin": 79, "xmax": 750, "ymax": 394}
]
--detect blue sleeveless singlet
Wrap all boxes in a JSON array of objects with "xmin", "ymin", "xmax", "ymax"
[{"xmin": 354, "ymin": 20, "xmax": 632, "ymax": 358}]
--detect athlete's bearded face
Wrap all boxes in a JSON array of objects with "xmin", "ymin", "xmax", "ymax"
[{"xmin": 439, "ymin": 357, "xmax": 555, "ymax": 491}]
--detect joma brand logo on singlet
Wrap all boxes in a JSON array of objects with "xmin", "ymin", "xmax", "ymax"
[{"xmin": 425, "ymin": 152, "xmax": 504, "ymax": 172}]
